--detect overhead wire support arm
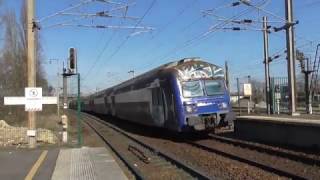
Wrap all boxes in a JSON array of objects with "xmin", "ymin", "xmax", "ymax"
[
  {"xmin": 202, "ymin": 11, "xmax": 253, "ymax": 24},
  {"xmin": 93, "ymin": 0, "xmax": 124, "ymax": 5},
  {"xmin": 273, "ymin": 20, "xmax": 299, "ymax": 32},
  {"xmin": 239, "ymin": 0, "xmax": 287, "ymax": 22},
  {"xmin": 37, "ymin": 0, "xmax": 94, "ymax": 23},
  {"xmin": 42, "ymin": 16, "xmax": 88, "ymax": 29},
  {"xmin": 205, "ymin": 1, "xmax": 242, "ymax": 13},
  {"xmin": 58, "ymin": 12, "xmax": 140, "ymax": 20},
  {"xmin": 55, "ymin": 24, "xmax": 154, "ymax": 31},
  {"xmin": 37, "ymin": 0, "xmax": 127, "ymax": 23},
  {"xmin": 213, "ymin": 26, "xmax": 266, "ymax": 32}
]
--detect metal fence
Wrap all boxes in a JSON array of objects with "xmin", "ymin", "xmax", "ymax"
[{"xmin": 270, "ymin": 77, "xmax": 289, "ymax": 114}]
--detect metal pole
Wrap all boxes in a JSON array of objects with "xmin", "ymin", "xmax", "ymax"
[
  {"xmin": 305, "ymin": 58, "xmax": 313, "ymax": 114},
  {"xmin": 237, "ymin": 78, "xmax": 241, "ymax": 116},
  {"xmin": 247, "ymin": 75, "xmax": 251, "ymax": 114},
  {"xmin": 77, "ymin": 73, "xmax": 82, "ymax": 147},
  {"xmin": 27, "ymin": 0, "xmax": 36, "ymax": 148},
  {"xmin": 56, "ymin": 61, "xmax": 60, "ymax": 116},
  {"xmin": 263, "ymin": 16, "xmax": 271, "ymax": 115},
  {"xmin": 225, "ymin": 61, "xmax": 230, "ymax": 92},
  {"xmin": 305, "ymin": 64, "xmax": 309, "ymax": 113},
  {"xmin": 285, "ymin": 0, "xmax": 298, "ymax": 115},
  {"xmin": 63, "ymin": 75, "xmax": 68, "ymax": 110}
]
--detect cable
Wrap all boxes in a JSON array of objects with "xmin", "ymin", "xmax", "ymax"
[
  {"xmin": 129, "ymin": 0, "xmax": 201, "ymax": 68},
  {"xmin": 82, "ymin": 0, "xmax": 136, "ymax": 82},
  {"xmin": 138, "ymin": 1, "xmax": 268, "ymax": 71},
  {"xmin": 38, "ymin": 0, "xmax": 94, "ymax": 23},
  {"xmin": 90, "ymin": 0, "xmax": 157, "ymax": 87},
  {"xmin": 239, "ymin": 0, "xmax": 287, "ymax": 22}
]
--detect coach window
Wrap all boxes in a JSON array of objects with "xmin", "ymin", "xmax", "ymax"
[{"xmin": 152, "ymin": 88, "xmax": 162, "ymax": 105}]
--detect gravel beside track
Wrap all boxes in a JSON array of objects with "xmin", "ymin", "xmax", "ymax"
[
  {"xmin": 81, "ymin": 113, "xmax": 211, "ymax": 180},
  {"xmin": 84, "ymin": 113, "xmax": 320, "ymax": 180}
]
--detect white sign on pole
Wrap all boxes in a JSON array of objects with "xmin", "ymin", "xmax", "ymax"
[
  {"xmin": 243, "ymin": 83, "xmax": 252, "ymax": 96},
  {"xmin": 25, "ymin": 87, "xmax": 42, "ymax": 111},
  {"xmin": 4, "ymin": 87, "xmax": 57, "ymax": 112}
]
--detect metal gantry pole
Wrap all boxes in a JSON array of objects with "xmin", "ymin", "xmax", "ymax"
[
  {"xmin": 77, "ymin": 73, "xmax": 82, "ymax": 147},
  {"xmin": 237, "ymin": 78, "xmax": 241, "ymax": 116},
  {"xmin": 262, "ymin": 16, "xmax": 271, "ymax": 115},
  {"xmin": 27, "ymin": 0, "xmax": 36, "ymax": 148},
  {"xmin": 63, "ymin": 75, "xmax": 68, "ymax": 110},
  {"xmin": 225, "ymin": 61, "xmax": 230, "ymax": 92},
  {"xmin": 247, "ymin": 75, "xmax": 251, "ymax": 114},
  {"xmin": 285, "ymin": 0, "xmax": 298, "ymax": 115}
]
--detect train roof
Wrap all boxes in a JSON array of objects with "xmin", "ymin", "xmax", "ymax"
[{"xmin": 90, "ymin": 57, "xmax": 223, "ymax": 97}]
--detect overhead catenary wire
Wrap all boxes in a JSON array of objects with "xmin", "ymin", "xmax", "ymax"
[
  {"xmin": 37, "ymin": 0, "xmax": 126, "ymax": 24},
  {"xmin": 131, "ymin": 1, "xmax": 252, "ymax": 72},
  {"xmin": 238, "ymin": 0, "xmax": 287, "ymax": 22},
  {"xmin": 46, "ymin": 24, "xmax": 154, "ymax": 30},
  {"xmin": 136, "ymin": 0, "xmax": 270, "ymax": 71},
  {"xmin": 94, "ymin": 0, "xmax": 157, "ymax": 81},
  {"xmin": 128, "ymin": 0, "xmax": 201, "ymax": 68},
  {"xmin": 38, "ymin": 0, "xmax": 94, "ymax": 23},
  {"xmin": 56, "ymin": 12, "xmax": 140, "ymax": 20},
  {"xmin": 83, "ymin": 0, "xmax": 157, "ymax": 87}
]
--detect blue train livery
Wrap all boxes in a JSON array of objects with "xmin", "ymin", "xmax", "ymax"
[{"xmin": 73, "ymin": 58, "xmax": 233, "ymax": 132}]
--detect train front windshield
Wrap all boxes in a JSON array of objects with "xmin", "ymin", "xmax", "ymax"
[
  {"xmin": 182, "ymin": 80, "xmax": 225, "ymax": 98},
  {"xmin": 204, "ymin": 80, "xmax": 225, "ymax": 96},
  {"xmin": 182, "ymin": 80, "xmax": 204, "ymax": 97}
]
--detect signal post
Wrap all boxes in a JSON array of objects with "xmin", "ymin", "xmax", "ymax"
[{"xmin": 62, "ymin": 47, "xmax": 82, "ymax": 146}]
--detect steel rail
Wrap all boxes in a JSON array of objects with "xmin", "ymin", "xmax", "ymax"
[
  {"xmin": 81, "ymin": 112, "xmax": 212, "ymax": 180},
  {"xmin": 82, "ymin": 116, "xmax": 145, "ymax": 180},
  {"xmin": 185, "ymin": 140, "xmax": 306, "ymax": 180},
  {"xmin": 209, "ymin": 133, "xmax": 320, "ymax": 166}
]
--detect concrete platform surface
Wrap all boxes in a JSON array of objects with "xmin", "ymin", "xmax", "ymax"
[
  {"xmin": 235, "ymin": 116, "xmax": 320, "ymax": 149},
  {"xmin": 51, "ymin": 147, "xmax": 128, "ymax": 180},
  {"xmin": 0, "ymin": 148, "xmax": 59, "ymax": 180}
]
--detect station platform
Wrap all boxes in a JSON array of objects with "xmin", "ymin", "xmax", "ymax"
[
  {"xmin": 52, "ymin": 147, "xmax": 128, "ymax": 180},
  {"xmin": 0, "ymin": 147, "xmax": 128, "ymax": 180},
  {"xmin": 234, "ymin": 115, "xmax": 320, "ymax": 149}
]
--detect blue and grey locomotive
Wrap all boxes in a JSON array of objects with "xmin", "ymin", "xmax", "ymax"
[{"xmin": 77, "ymin": 58, "xmax": 233, "ymax": 132}]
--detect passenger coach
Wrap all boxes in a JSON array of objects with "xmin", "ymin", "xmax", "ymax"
[{"xmin": 78, "ymin": 58, "xmax": 233, "ymax": 132}]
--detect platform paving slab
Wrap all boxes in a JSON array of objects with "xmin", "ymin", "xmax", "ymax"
[{"xmin": 51, "ymin": 147, "xmax": 128, "ymax": 180}]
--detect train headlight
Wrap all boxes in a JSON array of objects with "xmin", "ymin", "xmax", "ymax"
[
  {"xmin": 185, "ymin": 105, "xmax": 193, "ymax": 113},
  {"xmin": 219, "ymin": 102, "xmax": 228, "ymax": 109}
]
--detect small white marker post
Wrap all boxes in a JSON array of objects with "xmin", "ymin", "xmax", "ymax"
[
  {"xmin": 243, "ymin": 83, "xmax": 252, "ymax": 114},
  {"xmin": 4, "ymin": 87, "xmax": 57, "ymax": 144}
]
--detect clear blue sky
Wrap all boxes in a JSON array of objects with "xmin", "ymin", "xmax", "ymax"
[{"xmin": 1, "ymin": 0, "xmax": 320, "ymax": 94}]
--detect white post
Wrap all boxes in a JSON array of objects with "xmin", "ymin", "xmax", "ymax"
[
  {"xmin": 61, "ymin": 115, "xmax": 68, "ymax": 143},
  {"xmin": 248, "ymin": 95, "xmax": 251, "ymax": 114},
  {"xmin": 277, "ymin": 99, "xmax": 280, "ymax": 114}
]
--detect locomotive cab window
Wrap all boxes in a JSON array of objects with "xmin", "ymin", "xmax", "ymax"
[
  {"xmin": 204, "ymin": 80, "xmax": 225, "ymax": 96},
  {"xmin": 182, "ymin": 80, "xmax": 204, "ymax": 98}
]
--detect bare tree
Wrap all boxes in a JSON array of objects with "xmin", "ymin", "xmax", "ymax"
[{"xmin": 0, "ymin": 4, "xmax": 48, "ymax": 124}]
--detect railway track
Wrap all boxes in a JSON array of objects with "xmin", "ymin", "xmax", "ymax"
[
  {"xmin": 181, "ymin": 132, "xmax": 320, "ymax": 180},
  {"xmin": 80, "ymin": 112, "xmax": 211, "ymax": 180},
  {"xmin": 208, "ymin": 133, "xmax": 320, "ymax": 166},
  {"xmin": 79, "ymin": 111, "xmax": 320, "ymax": 179},
  {"xmin": 184, "ymin": 140, "xmax": 306, "ymax": 180}
]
